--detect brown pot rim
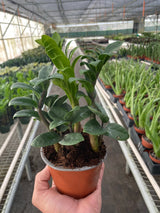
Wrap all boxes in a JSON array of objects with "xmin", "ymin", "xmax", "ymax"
[
  {"xmin": 127, "ymin": 113, "xmax": 134, "ymax": 120},
  {"xmin": 119, "ymin": 99, "xmax": 125, "ymax": 105},
  {"xmin": 113, "ymin": 93, "xmax": 124, "ymax": 98},
  {"xmin": 40, "ymin": 147, "xmax": 107, "ymax": 172},
  {"xmin": 105, "ymin": 85, "xmax": 112, "ymax": 89},
  {"xmin": 141, "ymin": 135, "xmax": 153, "ymax": 149},
  {"xmin": 134, "ymin": 125, "xmax": 145, "ymax": 135},
  {"xmin": 149, "ymin": 150, "xmax": 160, "ymax": 164},
  {"xmin": 123, "ymin": 105, "xmax": 130, "ymax": 112}
]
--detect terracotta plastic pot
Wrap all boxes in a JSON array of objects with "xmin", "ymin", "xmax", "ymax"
[
  {"xmin": 127, "ymin": 113, "xmax": 134, "ymax": 121},
  {"xmin": 134, "ymin": 125, "xmax": 145, "ymax": 135},
  {"xmin": 113, "ymin": 93, "xmax": 124, "ymax": 99},
  {"xmin": 41, "ymin": 148, "xmax": 105, "ymax": 199},
  {"xmin": 119, "ymin": 98, "xmax": 125, "ymax": 105},
  {"xmin": 141, "ymin": 135, "xmax": 153, "ymax": 149},
  {"xmin": 149, "ymin": 150, "xmax": 160, "ymax": 164},
  {"xmin": 123, "ymin": 105, "xmax": 130, "ymax": 113},
  {"xmin": 105, "ymin": 85, "xmax": 112, "ymax": 89}
]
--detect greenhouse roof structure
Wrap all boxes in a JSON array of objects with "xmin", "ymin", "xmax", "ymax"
[{"xmin": 3, "ymin": 0, "xmax": 160, "ymax": 27}]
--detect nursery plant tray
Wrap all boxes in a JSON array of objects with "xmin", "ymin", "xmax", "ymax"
[
  {"xmin": 129, "ymin": 126, "xmax": 144, "ymax": 154},
  {"xmin": 98, "ymin": 79, "xmax": 118, "ymax": 103},
  {"xmin": 116, "ymin": 102, "xmax": 134, "ymax": 127},
  {"xmin": 142, "ymin": 151, "xmax": 160, "ymax": 175}
]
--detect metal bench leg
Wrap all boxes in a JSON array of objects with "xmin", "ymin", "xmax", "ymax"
[
  {"xmin": 17, "ymin": 120, "xmax": 32, "ymax": 181},
  {"xmin": 25, "ymin": 157, "xmax": 32, "ymax": 181}
]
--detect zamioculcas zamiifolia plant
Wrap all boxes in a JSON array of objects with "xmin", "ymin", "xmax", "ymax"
[{"xmin": 9, "ymin": 32, "xmax": 129, "ymax": 198}]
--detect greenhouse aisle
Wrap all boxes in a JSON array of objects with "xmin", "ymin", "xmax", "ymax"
[{"xmin": 11, "ymin": 49, "xmax": 148, "ymax": 213}]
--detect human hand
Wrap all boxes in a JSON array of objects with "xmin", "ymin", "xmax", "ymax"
[{"xmin": 32, "ymin": 163, "xmax": 104, "ymax": 213}]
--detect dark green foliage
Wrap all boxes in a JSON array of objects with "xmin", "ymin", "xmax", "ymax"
[{"xmin": 0, "ymin": 46, "xmax": 51, "ymax": 68}]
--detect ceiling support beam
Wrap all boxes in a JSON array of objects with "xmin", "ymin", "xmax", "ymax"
[{"xmin": 56, "ymin": 0, "xmax": 69, "ymax": 25}]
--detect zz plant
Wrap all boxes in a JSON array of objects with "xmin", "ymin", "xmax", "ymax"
[{"xmin": 9, "ymin": 32, "xmax": 128, "ymax": 159}]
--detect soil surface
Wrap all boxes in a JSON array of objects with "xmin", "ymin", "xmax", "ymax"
[{"xmin": 44, "ymin": 133, "xmax": 106, "ymax": 168}]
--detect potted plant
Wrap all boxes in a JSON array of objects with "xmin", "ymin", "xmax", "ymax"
[
  {"xmin": 100, "ymin": 60, "xmax": 125, "ymax": 103},
  {"xmin": 144, "ymin": 105, "xmax": 160, "ymax": 163},
  {"xmin": 99, "ymin": 61, "xmax": 114, "ymax": 90},
  {"xmin": 9, "ymin": 32, "xmax": 129, "ymax": 199}
]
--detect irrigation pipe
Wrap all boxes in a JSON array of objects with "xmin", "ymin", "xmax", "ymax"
[{"xmin": 96, "ymin": 81, "xmax": 160, "ymax": 213}]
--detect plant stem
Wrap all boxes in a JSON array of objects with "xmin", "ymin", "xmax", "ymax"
[
  {"xmin": 74, "ymin": 122, "xmax": 81, "ymax": 132},
  {"xmin": 54, "ymin": 143, "xmax": 60, "ymax": 152},
  {"xmin": 89, "ymin": 134, "xmax": 99, "ymax": 152},
  {"xmin": 38, "ymin": 91, "xmax": 50, "ymax": 129}
]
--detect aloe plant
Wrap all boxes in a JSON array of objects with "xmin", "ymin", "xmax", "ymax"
[
  {"xmin": 99, "ymin": 61, "xmax": 115, "ymax": 86},
  {"xmin": 145, "ymin": 106, "xmax": 160, "ymax": 158},
  {"xmin": 9, "ymin": 32, "xmax": 129, "ymax": 155},
  {"xmin": 100, "ymin": 60, "xmax": 125, "ymax": 96}
]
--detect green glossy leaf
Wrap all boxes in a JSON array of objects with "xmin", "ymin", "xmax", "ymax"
[
  {"xmin": 104, "ymin": 41, "xmax": 123, "ymax": 54},
  {"xmin": 105, "ymin": 123, "xmax": 129, "ymax": 141},
  {"xmin": 84, "ymin": 119, "xmax": 107, "ymax": 135},
  {"xmin": 65, "ymin": 40, "xmax": 73, "ymax": 56},
  {"xmin": 71, "ymin": 55, "xmax": 81, "ymax": 69},
  {"xmin": 64, "ymin": 106, "xmax": 91, "ymax": 123},
  {"xmin": 81, "ymin": 55, "xmax": 96, "ymax": 61},
  {"xmin": 59, "ymin": 133, "xmax": 84, "ymax": 146},
  {"xmin": 76, "ymin": 91, "xmax": 92, "ymax": 105},
  {"xmin": 89, "ymin": 60, "xmax": 101, "ymax": 68},
  {"xmin": 32, "ymin": 132, "xmax": 61, "ymax": 147},
  {"xmin": 69, "ymin": 46, "xmax": 78, "ymax": 60},
  {"xmin": 98, "ymin": 53, "xmax": 110, "ymax": 61},
  {"xmin": 72, "ymin": 78, "xmax": 94, "ymax": 94},
  {"xmin": 56, "ymin": 124, "xmax": 68, "ymax": 132},
  {"xmin": 49, "ymin": 104, "xmax": 70, "ymax": 120},
  {"xmin": 54, "ymin": 95, "xmax": 68, "ymax": 106},
  {"xmin": 13, "ymin": 109, "xmax": 39, "ymax": 119},
  {"xmin": 49, "ymin": 118, "xmax": 66, "ymax": 130},
  {"xmin": 35, "ymin": 39, "xmax": 44, "ymax": 46},
  {"xmin": 88, "ymin": 106, "xmax": 109, "ymax": 123},
  {"xmin": 45, "ymin": 95, "xmax": 59, "ymax": 107},
  {"xmin": 42, "ymin": 35, "xmax": 70, "ymax": 69},
  {"xmin": 52, "ymin": 32, "xmax": 61, "ymax": 46},
  {"xmin": 11, "ymin": 82, "xmax": 38, "ymax": 93},
  {"xmin": 38, "ymin": 65, "xmax": 52, "ymax": 79},
  {"xmin": 9, "ymin": 97, "xmax": 37, "ymax": 107},
  {"xmin": 58, "ymin": 66, "xmax": 74, "ymax": 79}
]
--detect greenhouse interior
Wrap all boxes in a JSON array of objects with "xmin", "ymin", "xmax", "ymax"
[{"xmin": 0, "ymin": 0, "xmax": 160, "ymax": 212}]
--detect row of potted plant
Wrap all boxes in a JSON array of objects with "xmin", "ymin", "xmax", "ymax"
[
  {"xmin": 0, "ymin": 46, "xmax": 51, "ymax": 68},
  {"xmin": 118, "ymin": 42, "xmax": 160, "ymax": 64},
  {"xmin": 0, "ymin": 62, "xmax": 51, "ymax": 133},
  {"xmin": 99, "ymin": 58, "xmax": 160, "ymax": 173}
]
